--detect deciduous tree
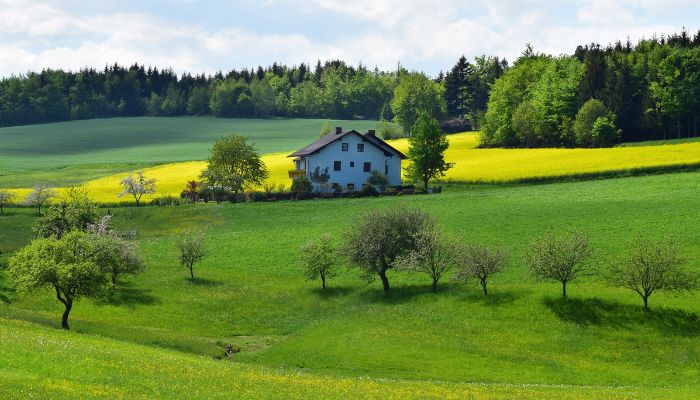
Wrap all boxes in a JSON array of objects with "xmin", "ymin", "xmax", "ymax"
[
  {"xmin": 0, "ymin": 189, "xmax": 16, "ymax": 215},
  {"xmin": 525, "ymin": 230, "xmax": 592, "ymax": 297},
  {"xmin": 24, "ymin": 184, "xmax": 57, "ymax": 214},
  {"xmin": 453, "ymin": 244, "xmax": 507, "ymax": 296},
  {"xmin": 298, "ymin": 234, "xmax": 337, "ymax": 289},
  {"xmin": 405, "ymin": 113, "xmax": 453, "ymax": 189},
  {"xmin": 119, "ymin": 171, "xmax": 156, "ymax": 206},
  {"xmin": 176, "ymin": 230, "xmax": 207, "ymax": 280}
]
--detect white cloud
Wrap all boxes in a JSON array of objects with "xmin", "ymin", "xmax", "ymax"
[{"xmin": 0, "ymin": 0, "xmax": 696, "ymax": 77}]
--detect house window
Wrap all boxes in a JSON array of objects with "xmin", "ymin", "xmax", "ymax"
[
  {"xmin": 350, "ymin": 161, "xmax": 355, "ymax": 167},
  {"xmin": 341, "ymin": 143, "xmax": 348, "ymax": 152},
  {"xmin": 363, "ymin": 162, "xmax": 371, "ymax": 172},
  {"xmin": 347, "ymin": 183, "xmax": 355, "ymax": 191},
  {"xmin": 357, "ymin": 143, "xmax": 365, "ymax": 152},
  {"xmin": 334, "ymin": 161, "xmax": 341, "ymax": 171},
  {"xmin": 385, "ymin": 164, "xmax": 389, "ymax": 175}
]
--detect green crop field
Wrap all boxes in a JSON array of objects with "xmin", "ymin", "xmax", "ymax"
[
  {"xmin": 0, "ymin": 117, "xmax": 379, "ymax": 187},
  {"xmin": 1, "ymin": 171, "xmax": 699, "ymax": 398}
]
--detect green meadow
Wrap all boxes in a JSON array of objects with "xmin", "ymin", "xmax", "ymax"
[
  {"xmin": 1, "ymin": 171, "xmax": 699, "ymax": 398},
  {"xmin": 0, "ymin": 117, "xmax": 379, "ymax": 187}
]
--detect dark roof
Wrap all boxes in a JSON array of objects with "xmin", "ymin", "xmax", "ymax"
[{"xmin": 288, "ymin": 130, "xmax": 407, "ymax": 159}]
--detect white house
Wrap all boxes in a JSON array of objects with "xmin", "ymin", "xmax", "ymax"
[{"xmin": 288, "ymin": 127, "xmax": 406, "ymax": 192}]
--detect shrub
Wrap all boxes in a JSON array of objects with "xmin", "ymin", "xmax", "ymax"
[
  {"xmin": 573, "ymin": 99, "xmax": 609, "ymax": 147},
  {"xmin": 291, "ymin": 176, "xmax": 313, "ymax": 193},
  {"xmin": 152, "ymin": 195, "xmax": 182, "ymax": 206},
  {"xmin": 378, "ymin": 118, "xmax": 405, "ymax": 140},
  {"xmin": 367, "ymin": 170, "xmax": 390, "ymax": 191},
  {"xmin": 591, "ymin": 116, "xmax": 621, "ymax": 147},
  {"xmin": 250, "ymin": 191, "xmax": 268, "ymax": 202}
]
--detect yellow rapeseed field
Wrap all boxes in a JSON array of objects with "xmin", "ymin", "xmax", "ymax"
[{"xmin": 8, "ymin": 132, "xmax": 700, "ymax": 203}]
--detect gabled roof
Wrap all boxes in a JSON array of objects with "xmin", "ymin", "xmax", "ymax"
[{"xmin": 288, "ymin": 129, "xmax": 407, "ymax": 159}]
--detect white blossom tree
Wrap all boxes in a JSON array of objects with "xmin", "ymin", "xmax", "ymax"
[
  {"xmin": 24, "ymin": 184, "xmax": 57, "ymax": 214},
  {"xmin": 118, "ymin": 171, "xmax": 156, "ymax": 206},
  {"xmin": 0, "ymin": 189, "xmax": 16, "ymax": 215}
]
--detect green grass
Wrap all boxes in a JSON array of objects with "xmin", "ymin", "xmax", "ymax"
[
  {"xmin": 617, "ymin": 136, "xmax": 700, "ymax": 147},
  {"xmin": 1, "ymin": 172, "xmax": 699, "ymax": 398},
  {"xmin": 0, "ymin": 117, "xmax": 381, "ymax": 187}
]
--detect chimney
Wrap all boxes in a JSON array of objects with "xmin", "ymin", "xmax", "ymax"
[
  {"xmin": 335, "ymin": 126, "xmax": 342, "ymax": 134},
  {"xmin": 367, "ymin": 129, "xmax": 376, "ymax": 137}
]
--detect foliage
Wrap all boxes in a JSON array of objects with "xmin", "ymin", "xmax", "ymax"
[
  {"xmin": 0, "ymin": 188, "xmax": 16, "ymax": 214},
  {"xmin": 366, "ymin": 170, "xmax": 390, "ymax": 191},
  {"xmin": 608, "ymin": 237, "xmax": 697, "ymax": 309},
  {"xmin": 525, "ymin": 230, "xmax": 592, "ymax": 297},
  {"xmin": 573, "ymin": 99, "xmax": 610, "ymax": 147},
  {"xmin": 8, "ymin": 231, "xmax": 108, "ymax": 329},
  {"xmin": 181, "ymin": 180, "xmax": 198, "ymax": 203},
  {"xmin": 318, "ymin": 121, "xmax": 333, "ymax": 138},
  {"xmin": 291, "ymin": 175, "xmax": 313, "ymax": 193},
  {"xmin": 511, "ymin": 100, "xmax": 542, "ymax": 147},
  {"xmin": 118, "ymin": 171, "xmax": 156, "ymax": 206},
  {"xmin": 298, "ymin": 234, "xmax": 337, "ymax": 289},
  {"xmin": 23, "ymin": 184, "xmax": 57, "ymax": 214},
  {"xmin": 405, "ymin": 114, "xmax": 453, "ymax": 188},
  {"xmin": 345, "ymin": 207, "xmax": 435, "ymax": 293},
  {"xmin": 591, "ymin": 116, "xmax": 621, "ymax": 147},
  {"xmin": 200, "ymin": 135, "xmax": 268, "ymax": 201},
  {"xmin": 33, "ymin": 185, "xmax": 100, "ymax": 239},
  {"xmin": 378, "ymin": 118, "xmax": 404, "ymax": 140},
  {"xmin": 390, "ymin": 73, "xmax": 446, "ymax": 134},
  {"xmin": 395, "ymin": 226, "xmax": 457, "ymax": 292},
  {"xmin": 176, "ymin": 230, "xmax": 207, "ymax": 280},
  {"xmin": 452, "ymin": 244, "xmax": 507, "ymax": 296}
]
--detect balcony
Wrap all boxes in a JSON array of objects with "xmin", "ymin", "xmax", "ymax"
[{"xmin": 288, "ymin": 169, "xmax": 306, "ymax": 180}]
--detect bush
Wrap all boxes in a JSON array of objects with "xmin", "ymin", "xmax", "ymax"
[
  {"xmin": 291, "ymin": 176, "xmax": 313, "ymax": 193},
  {"xmin": 366, "ymin": 170, "xmax": 390, "ymax": 191},
  {"xmin": 591, "ymin": 116, "xmax": 621, "ymax": 147},
  {"xmin": 362, "ymin": 184, "xmax": 379, "ymax": 196},
  {"xmin": 378, "ymin": 118, "xmax": 405, "ymax": 140},
  {"xmin": 197, "ymin": 186, "xmax": 213, "ymax": 203},
  {"xmin": 250, "ymin": 191, "xmax": 268, "ymax": 202},
  {"xmin": 152, "ymin": 195, "xmax": 182, "ymax": 206},
  {"xmin": 573, "ymin": 99, "xmax": 610, "ymax": 147}
]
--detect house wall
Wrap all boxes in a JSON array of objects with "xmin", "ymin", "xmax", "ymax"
[{"xmin": 303, "ymin": 133, "xmax": 401, "ymax": 191}]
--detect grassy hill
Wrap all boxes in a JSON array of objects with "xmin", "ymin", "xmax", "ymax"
[
  {"xmin": 0, "ymin": 117, "xmax": 380, "ymax": 187},
  {"xmin": 1, "ymin": 171, "xmax": 699, "ymax": 397}
]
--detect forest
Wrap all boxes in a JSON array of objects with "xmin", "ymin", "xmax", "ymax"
[{"xmin": 1, "ymin": 29, "xmax": 700, "ymax": 146}]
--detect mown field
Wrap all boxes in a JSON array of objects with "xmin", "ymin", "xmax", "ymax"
[
  {"xmin": 3, "ymin": 116, "xmax": 700, "ymax": 203},
  {"xmin": 0, "ymin": 117, "xmax": 379, "ymax": 188},
  {"xmin": 1, "ymin": 171, "xmax": 699, "ymax": 398}
]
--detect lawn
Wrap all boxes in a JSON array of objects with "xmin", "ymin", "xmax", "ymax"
[
  {"xmin": 1, "ymin": 171, "xmax": 699, "ymax": 397},
  {"xmin": 0, "ymin": 116, "xmax": 380, "ymax": 187}
]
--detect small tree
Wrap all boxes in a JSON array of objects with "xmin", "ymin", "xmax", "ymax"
[
  {"xmin": 395, "ymin": 226, "xmax": 457, "ymax": 293},
  {"xmin": 366, "ymin": 170, "xmax": 390, "ymax": 192},
  {"xmin": 291, "ymin": 176, "xmax": 313, "ymax": 193},
  {"xmin": 525, "ymin": 230, "xmax": 592, "ymax": 297},
  {"xmin": 318, "ymin": 121, "xmax": 333, "ymax": 138},
  {"xmin": 608, "ymin": 237, "xmax": 697, "ymax": 310},
  {"xmin": 200, "ymin": 135, "xmax": 268, "ymax": 196},
  {"xmin": 345, "ymin": 207, "xmax": 434, "ymax": 293},
  {"xmin": 8, "ymin": 231, "xmax": 108, "ymax": 330},
  {"xmin": 591, "ymin": 116, "xmax": 621, "ymax": 147},
  {"xmin": 0, "ymin": 189, "xmax": 16, "ymax": 215},
  {"xmin": 88, "ymin": 215, "xmax": 144, "ymax": 286},
  {"xmin": 452, "ymin": 244, "xmax": 507, "ymax": 296},
  {"xmin": 182, "ymin": 180, "xmax": 199, "ymax": 203},
  {"xmin": 119, "ymin": 171, "xmax": 156, "ymax": 206},
  {"xmin": 176, "ymin": 230, "xmax": 207, "ymax": 280},
  {"xmin": 573, "ymin": 99, "xmax": 609, "ymax": 147},
  {"xmin": 34, "ymin": 186, "xmax": 100, "ymax": 239},
  {"xmin": 24, "ymin": 184, "xmax": 57, "ymax": 214},
  {"xmin": 405, "ymin": 113, "xmax": 453, "ymax": 189},
  {"xmin": 298, "ymin": 234, "xmax": 337, "ymax": 289}
]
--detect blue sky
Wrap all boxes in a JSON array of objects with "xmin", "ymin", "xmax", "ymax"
[{"xmin": 1, "ymin": 0, "xmax": 699, "ymax": 77}]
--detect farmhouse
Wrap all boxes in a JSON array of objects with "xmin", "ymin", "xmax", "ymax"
[{"xmin": 288, "ymin": 127, "xmax": 406, "ymax": 192}]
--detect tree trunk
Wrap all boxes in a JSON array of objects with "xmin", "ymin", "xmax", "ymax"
[
  {"xmin": 431, "ymin": 278, "xmax": 438, "ymax": 293},
  {"xmin": 378, "ymin": 269, "xmax": 390, "ymax": 293},
  {"xmin": 562, "ymin": 281, "xmax": 567, "ymax": 298},
  {"xmin": 481, "ymin": 278, "xmax": 488, "ymax": 296},
  {"xmin": 321, "ymin": 273, "xmax": 326, "ymax": 289},
  {"xmin": 62, "ymin": 300, "xmax": 72, "ymax": 330},
  {"xmin": 189, "ymin": 265, "xmax": 195, "ymax": 280},
  {"xmin": 423, "ymin": 177, "xmax": 429, "ymax": 190},
  {"xmin": 643, "ymin": 294, "xmax": 649, "ymax": 311}
]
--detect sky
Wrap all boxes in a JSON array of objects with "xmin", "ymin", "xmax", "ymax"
[{"xmin": 1, "ymin": 0, "xmax": 699, "ymax": 77}]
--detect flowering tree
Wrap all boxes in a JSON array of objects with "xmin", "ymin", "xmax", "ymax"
[
  {"xmin": 24, "ymin": 184, "xmax": 57, "ymax": 214},
  {"xmin": 119, "ymin": 171, "xmax": 156, "ymax": 206}
]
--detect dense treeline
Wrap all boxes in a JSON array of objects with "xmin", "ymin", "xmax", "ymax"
[{"xmin": 482, "ymin": 30, "xmax": 700, "ymax": 147}]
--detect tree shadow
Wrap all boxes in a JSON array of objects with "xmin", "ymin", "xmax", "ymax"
[
  {"xmin": 101, "ymin": 281, "xmax": 160, "ymax": 308},
  {"xmin": 458, "ymin": 289, "xmax": 523, "ymax": 306},
  {"xmin": 187, "ymin": 277, "xmax": 224, "ymax": 287},
  {"xmin": 362, "ymin": 284, "xmax": 441, "ymax": 304},
  {"xmin": 310, "ymin": 286, "xmax": 355, "ymax": 298},
  {"xmin": 0, "ymin": 271, "xmax": 14, "ymax": 304},
  {"xmin": 544, "ymin": 296, "xmax": 700, "ymax": 337}
]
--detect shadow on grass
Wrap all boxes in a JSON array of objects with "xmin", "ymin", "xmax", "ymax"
[
  {"xmin": 458, "ymin": 289, "xmax": 523, "ymax": 306},
  {"xmin": 362, "ymin": 284, "xmax": 446, "ymax": 304},
  {"xmin": 310, "ymin": 286, "xmax": 355, "ymax": 298},
  {"xmin": 101, "ymin": 281, "xmax": 160, "ymax": 307},
  {"xmin": 187, "ymin": 277, "xmax": 224, "ymax": 287},
  {"xmin": 0, "ymin": 271, "xmax": 14, "ymax": 304},
  {"xmin": 544, "ymin": 296, "xmax": 700, "ymax": 337}
]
